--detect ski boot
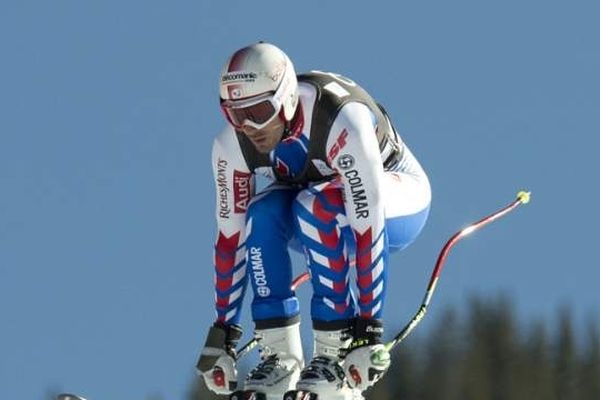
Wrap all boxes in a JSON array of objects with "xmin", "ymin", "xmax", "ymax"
[
  {"xmin": 286, "ymin": 325, "xmax": 364, "ymax": 400},
  {"xmin": 232, "ymin": 320, "xmax": 304, "ymax": 400},
  {"xmin": 284, "ymin": 357, "xmax": 364, "ymax": 400}
]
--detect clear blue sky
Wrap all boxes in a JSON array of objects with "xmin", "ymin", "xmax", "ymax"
[{"xmin": 1, "ymin": 1, "xmax": 598, "ymax": 399}]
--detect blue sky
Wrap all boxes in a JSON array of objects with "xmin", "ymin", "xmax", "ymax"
[{"xmin": 1, "ymin": 1, "xmax": 599, "ymax": 399}]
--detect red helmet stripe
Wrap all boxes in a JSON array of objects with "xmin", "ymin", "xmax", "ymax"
[{"xmin": 228, "ymin": 47, "xmax": 251, "ymax": 72}]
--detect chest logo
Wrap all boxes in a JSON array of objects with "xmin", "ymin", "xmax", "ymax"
[{"xmin": 337, "ymin": 154, "xmax": 355, "ymax": 170}]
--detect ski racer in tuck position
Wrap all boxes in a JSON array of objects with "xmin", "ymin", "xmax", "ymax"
[{"xmin": 197, "ymin": 42, "xmax": 431, "ymax": 400}]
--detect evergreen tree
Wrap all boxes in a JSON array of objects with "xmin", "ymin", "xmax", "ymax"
[
  {"xmin": 418, "ymin": 307, "xmax": 462, "ymax": 400},
  {"xmin": 373, "ymin": 336, "xmax": 420, "ymax": 400},
  {"xmin": 579, "ymin": 320, "xmax": 600, "ymax": 400},
  {"xmin": 486, "ymin": 295, "xmax": 519, "ymax": 400},
  {"xmin": 459, "ymin": 296, "xmax": 494, "ymax": 400},
  {"xmin": 554, "ymin": 306, "xmax": 579, "ymax": 400},
  {"xmin": 520, "ymin": 320, "xmax": 557, "ymax": 400}
]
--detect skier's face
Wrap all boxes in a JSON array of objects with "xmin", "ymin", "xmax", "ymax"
[{"xmin": 240, "ymin": 116, "xmax": 285, "ymax": 153}]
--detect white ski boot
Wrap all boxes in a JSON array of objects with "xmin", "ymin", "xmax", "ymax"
[
  {"xmin": 230, "ymin": 321, "xmax": 304, "ymax": 400},
  {"xmin": 285, "ymin": 327, "xmax": 363, "ymax": 400}
]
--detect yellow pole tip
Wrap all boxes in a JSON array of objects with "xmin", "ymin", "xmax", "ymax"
[{"xmin": 517, "ymin": 191, "xmax": 531, "ymax": 204}]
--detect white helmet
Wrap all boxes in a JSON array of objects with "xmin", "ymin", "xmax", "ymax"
[{"xmin": 219, "ymin": 42, "xmax": 299, "ymax": 129}]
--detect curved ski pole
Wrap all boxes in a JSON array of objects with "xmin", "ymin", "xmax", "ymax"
[
  {"xmin": 235, "ymin": 271, "xmax": 310, "ymax": 360},
  {"xmin": 384, "ymin": 191, "xmax": 531, "ymax": 352}
]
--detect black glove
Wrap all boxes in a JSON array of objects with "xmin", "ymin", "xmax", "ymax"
[{"xmin": 196, "ymin": 322, "xmax": 243, "ymax": 394}]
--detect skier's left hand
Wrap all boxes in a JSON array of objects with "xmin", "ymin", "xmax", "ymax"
[{"xmin": 343, "ymin": 343, "xmax": 390, "ymax": 391}]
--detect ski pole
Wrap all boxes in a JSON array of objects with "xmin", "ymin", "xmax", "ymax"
[
  {"xmin": 234, "ymin": 271, "xmax": 310, "ymax": 360},
  {"xmin": 384, "ymin": 190, "xmax": 531, "ymax": 352}
]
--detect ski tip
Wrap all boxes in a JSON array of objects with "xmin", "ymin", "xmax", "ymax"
[
  {"xmin": 57, "ymin": 395, "xmax": 87, "ymax": 400},
  {"xmin": 517, "ymin": 190, "xmax": 531, "ymax": 204}
]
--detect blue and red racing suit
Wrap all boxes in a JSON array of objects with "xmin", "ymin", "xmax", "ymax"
[{"xmin": 211, "ymin": 71, "xmax": 431, "ymax": 328}]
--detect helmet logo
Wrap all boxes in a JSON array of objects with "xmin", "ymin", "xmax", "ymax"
[
  {"xmin": 226, "ymin": 85, "xmax": 244, "ymax": 99},
  {"xmin": 230, "ymin": 87, "xmax": 242, "ymax": 99},
  {"xmin": 221, "ymin": 72, "xmax": 257, "ymax": 83}
]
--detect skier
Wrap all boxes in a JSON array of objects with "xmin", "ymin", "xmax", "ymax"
[{"xmin": 197, "ymin": 42, "xmax": 431, "ymax": 400}]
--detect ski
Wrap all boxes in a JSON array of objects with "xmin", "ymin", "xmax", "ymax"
[
  {"xmin": 229, "ymin": 389, "xmax": 266, "ymax": 400},
  {"xmin": 284, "ymin": 389, "xmax": 363, "ymax": 400},
  {"xmin": 283, "ymin": 390, "xmax": 318, "ymax": 400},
  {"xmin": 57, "ymin": 395, "xmax": 87, "ymax": 400}
]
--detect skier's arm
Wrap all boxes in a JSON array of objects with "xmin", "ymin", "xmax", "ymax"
[
  {"xmin": 327, "ymin": 103, "xmax": 387, "ymax": 320},
  {"xmin": 211, "ymin": 126, "xmax": 254, "ymax": 326},
  {"xmin": 327, "ymin": 102, "xmax": 392, "ymax": 391},
  {"xmin": 196, "ymin": 127, "xmax": 253, "ymax": 394}
]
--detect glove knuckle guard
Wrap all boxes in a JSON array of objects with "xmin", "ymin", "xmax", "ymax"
[{"xmin": 197, "ymin": 323, "xmax": 243, "ymax": 372}]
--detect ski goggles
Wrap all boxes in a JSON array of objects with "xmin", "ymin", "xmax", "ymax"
[
  {"xmin": 220, "ymin": 91, "xmax": 281, "ymax": 130},
  {"xmin": 220, "ymin": 73, "xmax": 290, "ymax": 130}
]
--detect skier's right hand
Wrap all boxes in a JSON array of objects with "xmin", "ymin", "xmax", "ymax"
[
  {"xmin": 196, "ymin": 322, "xmax": 243, "ymax": 395},
  {"xmin": 202, "ymin": 353, "xmax": 237, "ymax": 395}
]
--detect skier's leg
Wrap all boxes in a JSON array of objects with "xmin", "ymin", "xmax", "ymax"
[
  {"xmin": 246, "ymin": 184, "xmax": 301, "ymax": 321},
  {"xmin": 383, "ymin": 147, "xmax": 431, "ymax": 253},
  {"xmin": 241, "ymin": 184, "xmax": 304, "ymax": 399},
  {"xmin": 289, "ymin": 157, "xmax": 432, "ymax": 396},
  {"xmin": 291, "ymin": 182, "xmax": 362, "ymax": 400},
  {"xmin": 293, "ymin": 181, "xmax": 356, "ymax": 322}
]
